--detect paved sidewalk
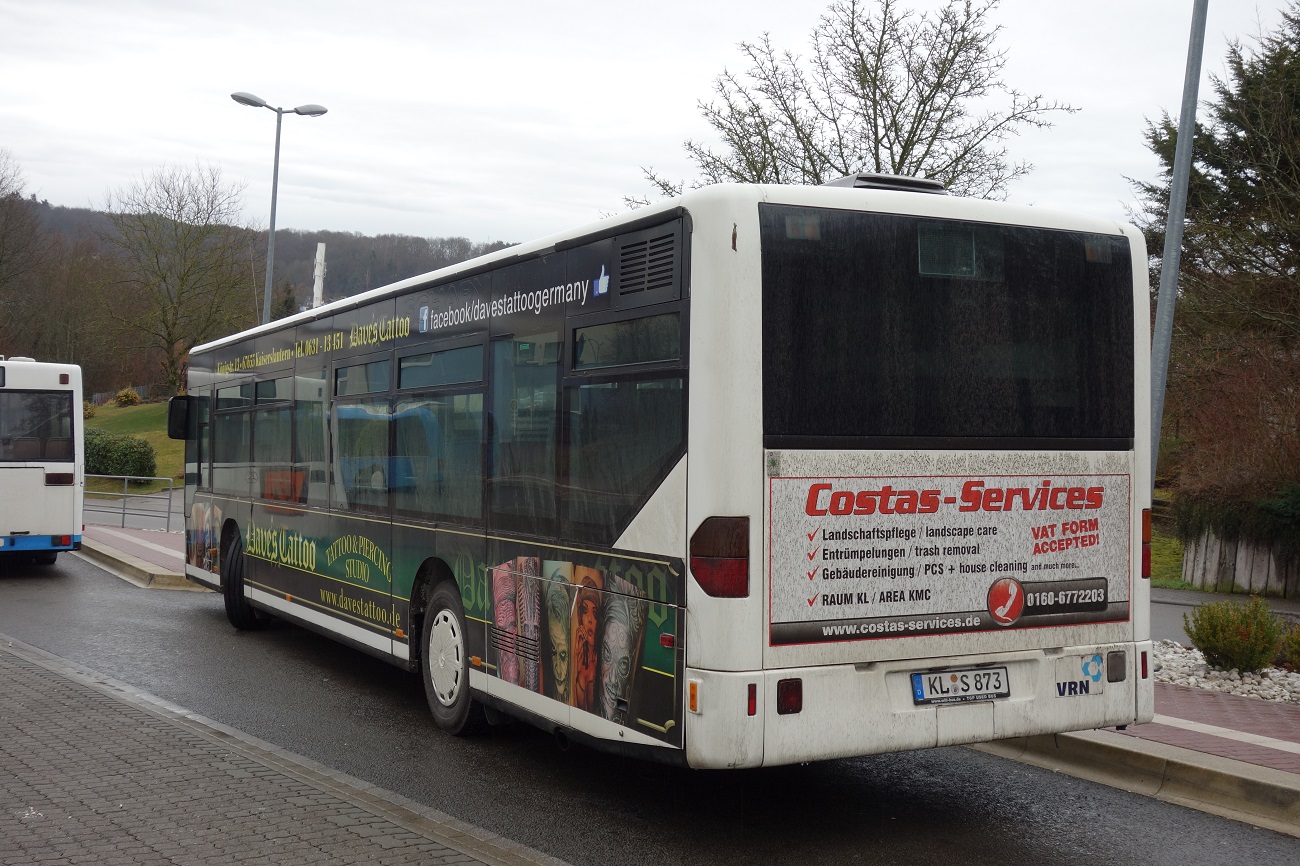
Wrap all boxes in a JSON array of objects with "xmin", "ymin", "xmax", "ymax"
[
  {"xmin": 73, "ymin": 525, "xmax": 1300, "ymax": 838},
  {"xmin": 0, "ymin": 634, "xmax": 568, "ymax": 866}
]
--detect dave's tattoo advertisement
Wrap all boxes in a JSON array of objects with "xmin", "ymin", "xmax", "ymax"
[{"xmin": 434, "ymin": 533, "xmax": 683, "ymax": 746}]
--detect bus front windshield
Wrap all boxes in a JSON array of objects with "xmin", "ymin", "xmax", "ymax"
[
  {"xmin": 760, "ymin": 205, "xmax": 1135, "ymax": 445},
  {"xmin": 0, "ymin": 391, "xmax": 75, "ymax": 462}
]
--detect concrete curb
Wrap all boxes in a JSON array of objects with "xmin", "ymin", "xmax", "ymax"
[
  {"xmin": 972, "ymin": 728, "xmax": 1300, "ymax": 838},
  {"xmin": 76, "ymin": 539, "xmax": 202, "ymax": 592}
]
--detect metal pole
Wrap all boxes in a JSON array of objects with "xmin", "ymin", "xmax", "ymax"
[
  {"xmin": 1150, "ymin": 0, "xmax": 1209, "ymax": 493},
  {"xmin": 262, "ymin": 107, "xmax": 284, "ymax": 325}
]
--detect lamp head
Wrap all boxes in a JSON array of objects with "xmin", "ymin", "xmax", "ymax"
[
  {"xmin": 293, "ymin": 104, "xmax": 328, "ymax": 117},
  {"xmin": 231, "ymin": 91, "xmax": 268, "ymax": 109}
]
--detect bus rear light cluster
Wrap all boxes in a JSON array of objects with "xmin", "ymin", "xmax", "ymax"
[
  {"xmin": 690, "ymin": 516, "xmax": 750, "ymax": 598},
  {"xmin": 55, "ymin": 535, "xmax": 71, "ymax": 547},
  {"xmin": 1141, "ymin": 508, "xmax": 1152, "ymax": 579},
  {"xmin": 777, "ymin": 678, "xmax": 803, "ymax": 715}
]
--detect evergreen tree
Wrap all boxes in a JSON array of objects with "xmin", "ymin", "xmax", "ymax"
[{"xmin": 1136, "ymin": 5, "xmax": 1300, "ymax": 508}]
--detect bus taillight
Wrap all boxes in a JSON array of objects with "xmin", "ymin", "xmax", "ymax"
[
  {"xmin": 1141, "ymin": 508, "xmax": 1151, "ymax": 579},
  {"xmin": 777, "ymin": 678, "xmax": 802, "ymax": 715},
  {"xmin": 690, "ymin": 516, "xmax": 749, "ymax": 598}
]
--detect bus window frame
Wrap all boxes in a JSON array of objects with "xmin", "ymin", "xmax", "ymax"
[
  {"xmin": 565, "ymin": 302, "xmax": 690, "ymax": 379},
  {"xmin": 330, "ymin": 349, "xmax": 396, "ymax": 516},
  {"xmin": 211, "ymin": 377, "xmax": 256, "ymax": 499},
  {"xmin": 394, "ymin": 332, "xmax": 488, "ymax": 394}
]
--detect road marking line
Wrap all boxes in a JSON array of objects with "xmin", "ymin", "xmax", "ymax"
[
  {"xmin": 1152, "ymin": 714, "xmax": 1300, "ymax": 755},
  {"xmin": 87, "ymin": 527, "xmax": 183, "ymax": 559}
]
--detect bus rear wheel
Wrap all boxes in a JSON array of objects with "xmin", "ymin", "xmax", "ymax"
[
  {"xmin": 32, "ymin": 551, "xmax": 57, "ymax": 565},
  {"xmin": 421, "ymin": 581, "xmax": 485, "ymax": 736},
  {"xmin": 222, "ymin": 536, "xmax": 264, "ymax": 630}
]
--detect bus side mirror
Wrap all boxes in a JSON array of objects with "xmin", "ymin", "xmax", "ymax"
[{"xmin": 167, "ymin": 396, "xmax": 191, "ymax": 440}]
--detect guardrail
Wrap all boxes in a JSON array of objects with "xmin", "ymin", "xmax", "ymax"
[{"xmin": 84, "ymin": 475, "xmax": 178, "ymax": 531}]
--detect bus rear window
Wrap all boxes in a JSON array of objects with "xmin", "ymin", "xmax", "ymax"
[
  {"xmin": 0, "ymin": 391, "xmax": 74, "ymax": 462},
  {"xmin": 760, "ymin": 205, "xmax": 1134, "ymax": 445}
]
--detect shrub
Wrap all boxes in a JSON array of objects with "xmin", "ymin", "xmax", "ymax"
[
  {"xmin": 114, "ymin": 388, "xmax": 141, "ymax": 407},
  {"xmin": 85, "ymin": 428, "xmax": 157, "ymax": 478},
  {"xmin": 1183, "ymin": 596, "xmax": 1285, "ymax": 673},
  {"xmin": 1280, "ymin": 623, "xmax": 1300, "ymax": 671},
  {"xmin": 82, "ymin": 400, "xmax": 96, "ymax": 419}
]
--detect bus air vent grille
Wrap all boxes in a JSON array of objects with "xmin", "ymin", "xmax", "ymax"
[
  {"xmin": 490, "ymin": 626, "xmax": 541, "ymax": 665},
  {"xmin": 619, "ymin": 233, "xmax": 676, "ymax": 295}
]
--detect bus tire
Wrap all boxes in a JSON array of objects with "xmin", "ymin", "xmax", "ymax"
[
  {"xmin": 222, "ymin": 536, "xmax": 263, "ymax": 630},
  {"xmin": 33, "ymin": 551, "xmax": 57, "ymax": 565},
  {"xmin": 421, "ymin": 581, "xmax": 485, "ymax": 736}
]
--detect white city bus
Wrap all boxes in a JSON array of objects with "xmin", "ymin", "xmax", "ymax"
[
  {"xmin": 0, "ymin": 357, "xmax": 83, "ymax": 565},
  {"xmin": 169, "ymin": 177, "xmax": 1154, "ymax": 768}
]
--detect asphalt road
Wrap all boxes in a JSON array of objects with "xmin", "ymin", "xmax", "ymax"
[{"xmin": 0, "ymin": 553, "xmax": 1294, "ymax": 866}]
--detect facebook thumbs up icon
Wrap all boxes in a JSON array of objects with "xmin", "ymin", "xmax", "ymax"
[{"xmin": 594, "ymin": 265, "xmax": 610, "ymax": 296}]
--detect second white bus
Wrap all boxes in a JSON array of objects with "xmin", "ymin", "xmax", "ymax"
[{"xmin": 0, "ymin": 357, "xmax": 83, "ymax": 565}]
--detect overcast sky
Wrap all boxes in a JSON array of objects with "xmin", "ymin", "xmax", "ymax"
[{"xmin": 0, "ymin": 0, "xmax": 1289, "ymax": 245}]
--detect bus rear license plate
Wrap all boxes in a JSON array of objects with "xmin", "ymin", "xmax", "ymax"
[{"xmin": 911, "ymin": 667, "xmax": 1009, "ymax": 705}]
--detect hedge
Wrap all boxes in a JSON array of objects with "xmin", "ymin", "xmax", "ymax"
[{"xmin": 85, "ymin": 428, "xmax": 157, "ymax": 478}]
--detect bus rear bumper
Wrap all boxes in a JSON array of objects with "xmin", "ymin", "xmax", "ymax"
[
  {"xmin": 0, "ymin": 534, "xmax": 81, "ymax": 552},
  {"xmin": 683, "ymin": 641, "xmax": 1154, "ymax": 769}
]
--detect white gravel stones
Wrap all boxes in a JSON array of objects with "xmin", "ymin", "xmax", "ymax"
[{"xmin": 1152, "ymin": 639, "xmax": 1300, "ymax": 704}]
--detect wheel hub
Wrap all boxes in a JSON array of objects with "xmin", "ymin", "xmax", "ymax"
[{"xmin": 427, "ymin": 610, "xmax": 463, "ymax": 707}]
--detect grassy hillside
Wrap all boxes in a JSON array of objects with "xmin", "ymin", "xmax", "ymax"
[{"xmin": 84, "ymin": 402, "xmax": 183, "ymax": 486}]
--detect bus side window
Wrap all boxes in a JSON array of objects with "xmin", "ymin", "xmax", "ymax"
[{"xmin": 488, "ymin": 334, "xmax": 558, "ymax": 536}]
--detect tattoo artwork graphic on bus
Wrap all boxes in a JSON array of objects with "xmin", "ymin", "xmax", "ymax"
[
  {"xmin": 187, "ymin": 502, "xmax": 222, "ymax": 573},
  {"xmin": 516, "ymin": 556, "xmax": 542, "ymax": 692},
  {"xmin": 541, "ymin": 560, "xmax": 574, "ymax": 702},
  {"xmin": 492, "ymin": 561, "xmax": 520, "ymax": 686},
  {"xmin": 597, "ymin": 574, "xmax": 647, "ymax": 724},
  {"xmin": 570, "ymin": 566, "xmax": 604, "ymax": 713}
]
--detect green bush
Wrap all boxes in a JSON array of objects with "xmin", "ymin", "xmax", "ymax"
[
  {"xmin": 85, "ymin": 427, "xmax": 157, "ymax": 478},
  {"xmin": 114, "ymin": 388, "xmax": 141, "ymax": 407},
  {"xmin": 1183, "ymin": 596, "xmax": 1284, "ymax": 673},
  {"xmin": 1280, "ymin": 623, "xmax": 1300, "ymax": 671},
  {"xmin": 82, "ymin": 400, "xmax": 95, "ymax": 419}
]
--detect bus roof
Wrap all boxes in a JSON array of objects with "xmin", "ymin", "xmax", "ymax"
[{"xmin": 190, "ymin": 182, "xmax": 1134, "ymax": 357}]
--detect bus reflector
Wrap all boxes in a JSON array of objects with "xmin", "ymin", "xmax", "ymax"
[
  {"xmin": 1141, "ymin": 651, "xmax": 1149, "ymax": 679},
  {"xmin": 689, "ymin": 680, "xmax": 700, "ymax": 713},
  {"xmin": 659, "ymin": 633, "xmax": 675, "ymax": 649},
  {"xmin": 1141, "ymin": 508, "xmax": 1151, "ymax": 579},
  {"xmin": 747, "ymin": 683, "xmax": 756, "ymax": 716},
  {"xmin": 690, "ymin": 517, "xmax": 749, "ymax": 597},
  {"xmin": 45, "ymin": 473, "xmax": 74, "ymax": 486},
  {"xmin": 777, "ymin": 678, "xmax": 802, "ymax": 715}
]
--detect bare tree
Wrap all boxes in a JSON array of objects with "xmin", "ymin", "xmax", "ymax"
[
  {"xmin": 630, "ymin": 0, "xmax": 1073, "ymax": 205},
  {"xmin": 100, "ymin": 163, "xmax": 258, "ymax": 394},
  {"xmin": 0, "ymin": 149, "xmax": 49, "ymax": 335}
]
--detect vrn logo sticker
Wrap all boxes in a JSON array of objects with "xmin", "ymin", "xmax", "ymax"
[
  {"xmin": 1055, "ymin": 653, "xmax": 1105, "ymax": 697},
  {"xmin": 593, "ymin": 265, "xmax": 610, "ymax": 296}
]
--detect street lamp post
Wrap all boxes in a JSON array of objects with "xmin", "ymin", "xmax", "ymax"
[{"xmin": 231, "ymin": 91, "xmax": 327, "ymax": 325}]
